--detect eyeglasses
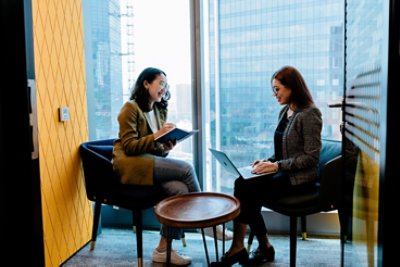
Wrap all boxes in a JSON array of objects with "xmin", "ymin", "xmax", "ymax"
[
  {"xmin": 160, "ymin": 81, "xmax": 169, "ymax": 90},
  {"xmin": 272, "ymin": 87, "xmax": 279, "ymax": 95}
]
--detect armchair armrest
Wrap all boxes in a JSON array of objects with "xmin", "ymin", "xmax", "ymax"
[{"xmin": 80, "ymin": 143, "xmax": 118, "ymax": 201}]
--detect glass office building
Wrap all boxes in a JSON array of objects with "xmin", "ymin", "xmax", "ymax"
[
  {"xmin": 83, "ymin": 0, "xmax": 133, "ymax": 140},
  {"xmin": 203, "ymin": 0, "xmax": 344, "ymax": 192}
]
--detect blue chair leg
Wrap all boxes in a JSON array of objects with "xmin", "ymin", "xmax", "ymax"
[
  {"xmin": 91, "ymin": 201, "xmax": 102, "ymax": 250},
  {"xmin": 133, "ymin": 210, "xmax": 143, "ymax": 267},
  {"xmin": 289, "ymin": 216, "xmax": 297, "ymax": 267}
]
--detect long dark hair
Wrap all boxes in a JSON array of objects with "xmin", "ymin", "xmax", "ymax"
[
  {"xmin": 130, "ymin": 67, "xmax": 171, "ymax": 112},
  {"xmin": 271, "ymin": 65, "xmax": 314, "ymax": 108}
]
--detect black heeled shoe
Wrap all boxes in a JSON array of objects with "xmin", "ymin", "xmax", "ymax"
[
  {"xmin": 210, "ymin": 248, "xmax": 249, "ymax": 267},
  {"xmin": 246, "ymin": 245, "xmax": 275, "ymax": 265}
]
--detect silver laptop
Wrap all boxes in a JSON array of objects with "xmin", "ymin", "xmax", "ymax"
[{"xmin": 209, "ymin": 148, "xmax": 277, "ymax": 179}]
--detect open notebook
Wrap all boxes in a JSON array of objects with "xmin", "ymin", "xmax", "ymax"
[
  {"xmin": 209, "ymin": 148, "xmax": 277, "ymax": 179},
  {"xmin": 155, "ymin": 128, "xmax": 198, "ymax": 144}
]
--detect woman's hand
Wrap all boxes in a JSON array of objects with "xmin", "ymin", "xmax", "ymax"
[
  {"xmin": 154, "ymin": 122, "xmax": 176, "ymax": 140},
  {"xmin": 161, "ymin": 140, "xmax": 176, "ymax": 152},
  {"xmin": 251, "ymin": 161, "xmax": 279, "ymax": 174},
  {"xmin": 250, "ymin": 159, "xmax": 267, "ymax": 166},
  {"xmin": 154, "ymin": 123, "xmax": 177, "ymax": 152}
]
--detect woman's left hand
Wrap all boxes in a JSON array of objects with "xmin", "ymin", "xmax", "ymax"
[{"xmin": 161, "ymin": 140, "xmax": 176, "ymax": 152}]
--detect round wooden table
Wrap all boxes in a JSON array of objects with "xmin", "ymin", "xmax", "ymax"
[{"xmin": 154, "ymin": 192, "xmax": 240, "ymax": 266}]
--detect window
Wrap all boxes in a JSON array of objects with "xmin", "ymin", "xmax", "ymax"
[
  {"xmin": 83, "ymin": 0, "xmax": 344, "ymax": 197},
  {"xmin": 83, "ymin": 0, "xmax": 194, "ymax": 162},
  {"xmin": 201, "ymin": 0, "xmax": 344, "ymax": 194}
]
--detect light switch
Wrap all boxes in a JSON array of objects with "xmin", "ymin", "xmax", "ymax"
[{"xmin": 59, "ymin": 106, "xmax": 70, "ymax": 122}]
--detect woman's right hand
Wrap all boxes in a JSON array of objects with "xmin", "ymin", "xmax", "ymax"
[
  {"xmin": 251, "ymin": 160, "xmax": 277, "ymax": 174},
  {"xmin": 250, "ymin": 159, "xmax": 267, "ymax": 167},
  {"xmin": 153, "ymin": 122, "xmax": 176, "ymax": 140}
]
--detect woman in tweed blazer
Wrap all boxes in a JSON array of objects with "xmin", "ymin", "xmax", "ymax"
[
  {"xmin": 212, "ymin": 66, "xmax": 322, "ymax": 267},
  {"xmin": 112, "ymin": 67, "xmax": 201, "ymax": 265}
]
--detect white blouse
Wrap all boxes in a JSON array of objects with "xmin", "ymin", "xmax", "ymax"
[{"xmin": 147, "ymin": 110, "xmax": 158, "ymax": 133}]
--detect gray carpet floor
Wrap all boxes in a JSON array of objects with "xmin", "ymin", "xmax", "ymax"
[{"xmin": 62, "ymin": 228, "xmax": 341, "ymax": 267}]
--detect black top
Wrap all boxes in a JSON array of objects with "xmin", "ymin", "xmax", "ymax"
[{"xmin": 274, "ymin": 115, "xmax": 289, "ymax": 161}]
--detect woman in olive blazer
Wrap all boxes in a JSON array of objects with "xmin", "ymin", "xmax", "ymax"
[
  {"xmin": 113, "ymin": 100, "xmax": 169, "ymax": 185},
  {"xmin": 112, "ymin": 67, "xmax": 200, "ymax": 265}
]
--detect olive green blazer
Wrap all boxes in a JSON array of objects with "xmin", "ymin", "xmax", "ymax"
[{"xmin": 112, "ymin": 100, "xmax": 167, "ymax": 185}]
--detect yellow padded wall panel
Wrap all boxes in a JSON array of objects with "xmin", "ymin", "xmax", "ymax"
[{"xmin": 32, "ymin": 0, "xmax": 92, "ymax": 266}]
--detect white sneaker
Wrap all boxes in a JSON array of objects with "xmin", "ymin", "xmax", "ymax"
[
  {"xmin": 152, "ymin": 249, "xmax": 192, "ymax": 266},
  {"xmin": 200, "ymin": 225, "xmax": 234, "ymax": 241}
]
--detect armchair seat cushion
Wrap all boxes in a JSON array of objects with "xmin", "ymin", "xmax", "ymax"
[
  {"xmin": 266, "ymin": 190, "xmax": 320, "ymax": 216},
  {"xmin": 275, "ymin": 191, "xmax": 319, "ymax": 207}
]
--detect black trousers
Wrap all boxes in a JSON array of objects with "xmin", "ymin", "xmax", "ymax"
[{"xmin": 234, "ymin": 172, "xmax": 314, "ymax": 237}]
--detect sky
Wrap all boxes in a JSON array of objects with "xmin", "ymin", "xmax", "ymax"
[{"xmin": 133, "ymin": 0, "xmax": 192, "ymax": 85}]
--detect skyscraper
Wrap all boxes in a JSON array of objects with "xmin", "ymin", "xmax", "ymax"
[{"xmin": 204, "ymin": 0, "xmax": 344, "ymax": 191}]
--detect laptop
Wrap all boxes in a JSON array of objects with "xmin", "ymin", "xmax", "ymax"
[{"xmin": 209, "ymin": 148, "xmax": 277, "ymax": 179}]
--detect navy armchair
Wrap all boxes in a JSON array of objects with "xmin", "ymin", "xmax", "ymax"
[
  {"xmin": 247, "ymin": 139, "xmax": 343, "ymax": 267},
  {"xmin": 79, "ymin": 139, "xmax": 166, "ymax": 267}
]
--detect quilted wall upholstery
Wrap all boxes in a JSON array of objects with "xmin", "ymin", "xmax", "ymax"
[{"xmin": 31, "ymin": 0, "xmax": 92, "ymax": 266}]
